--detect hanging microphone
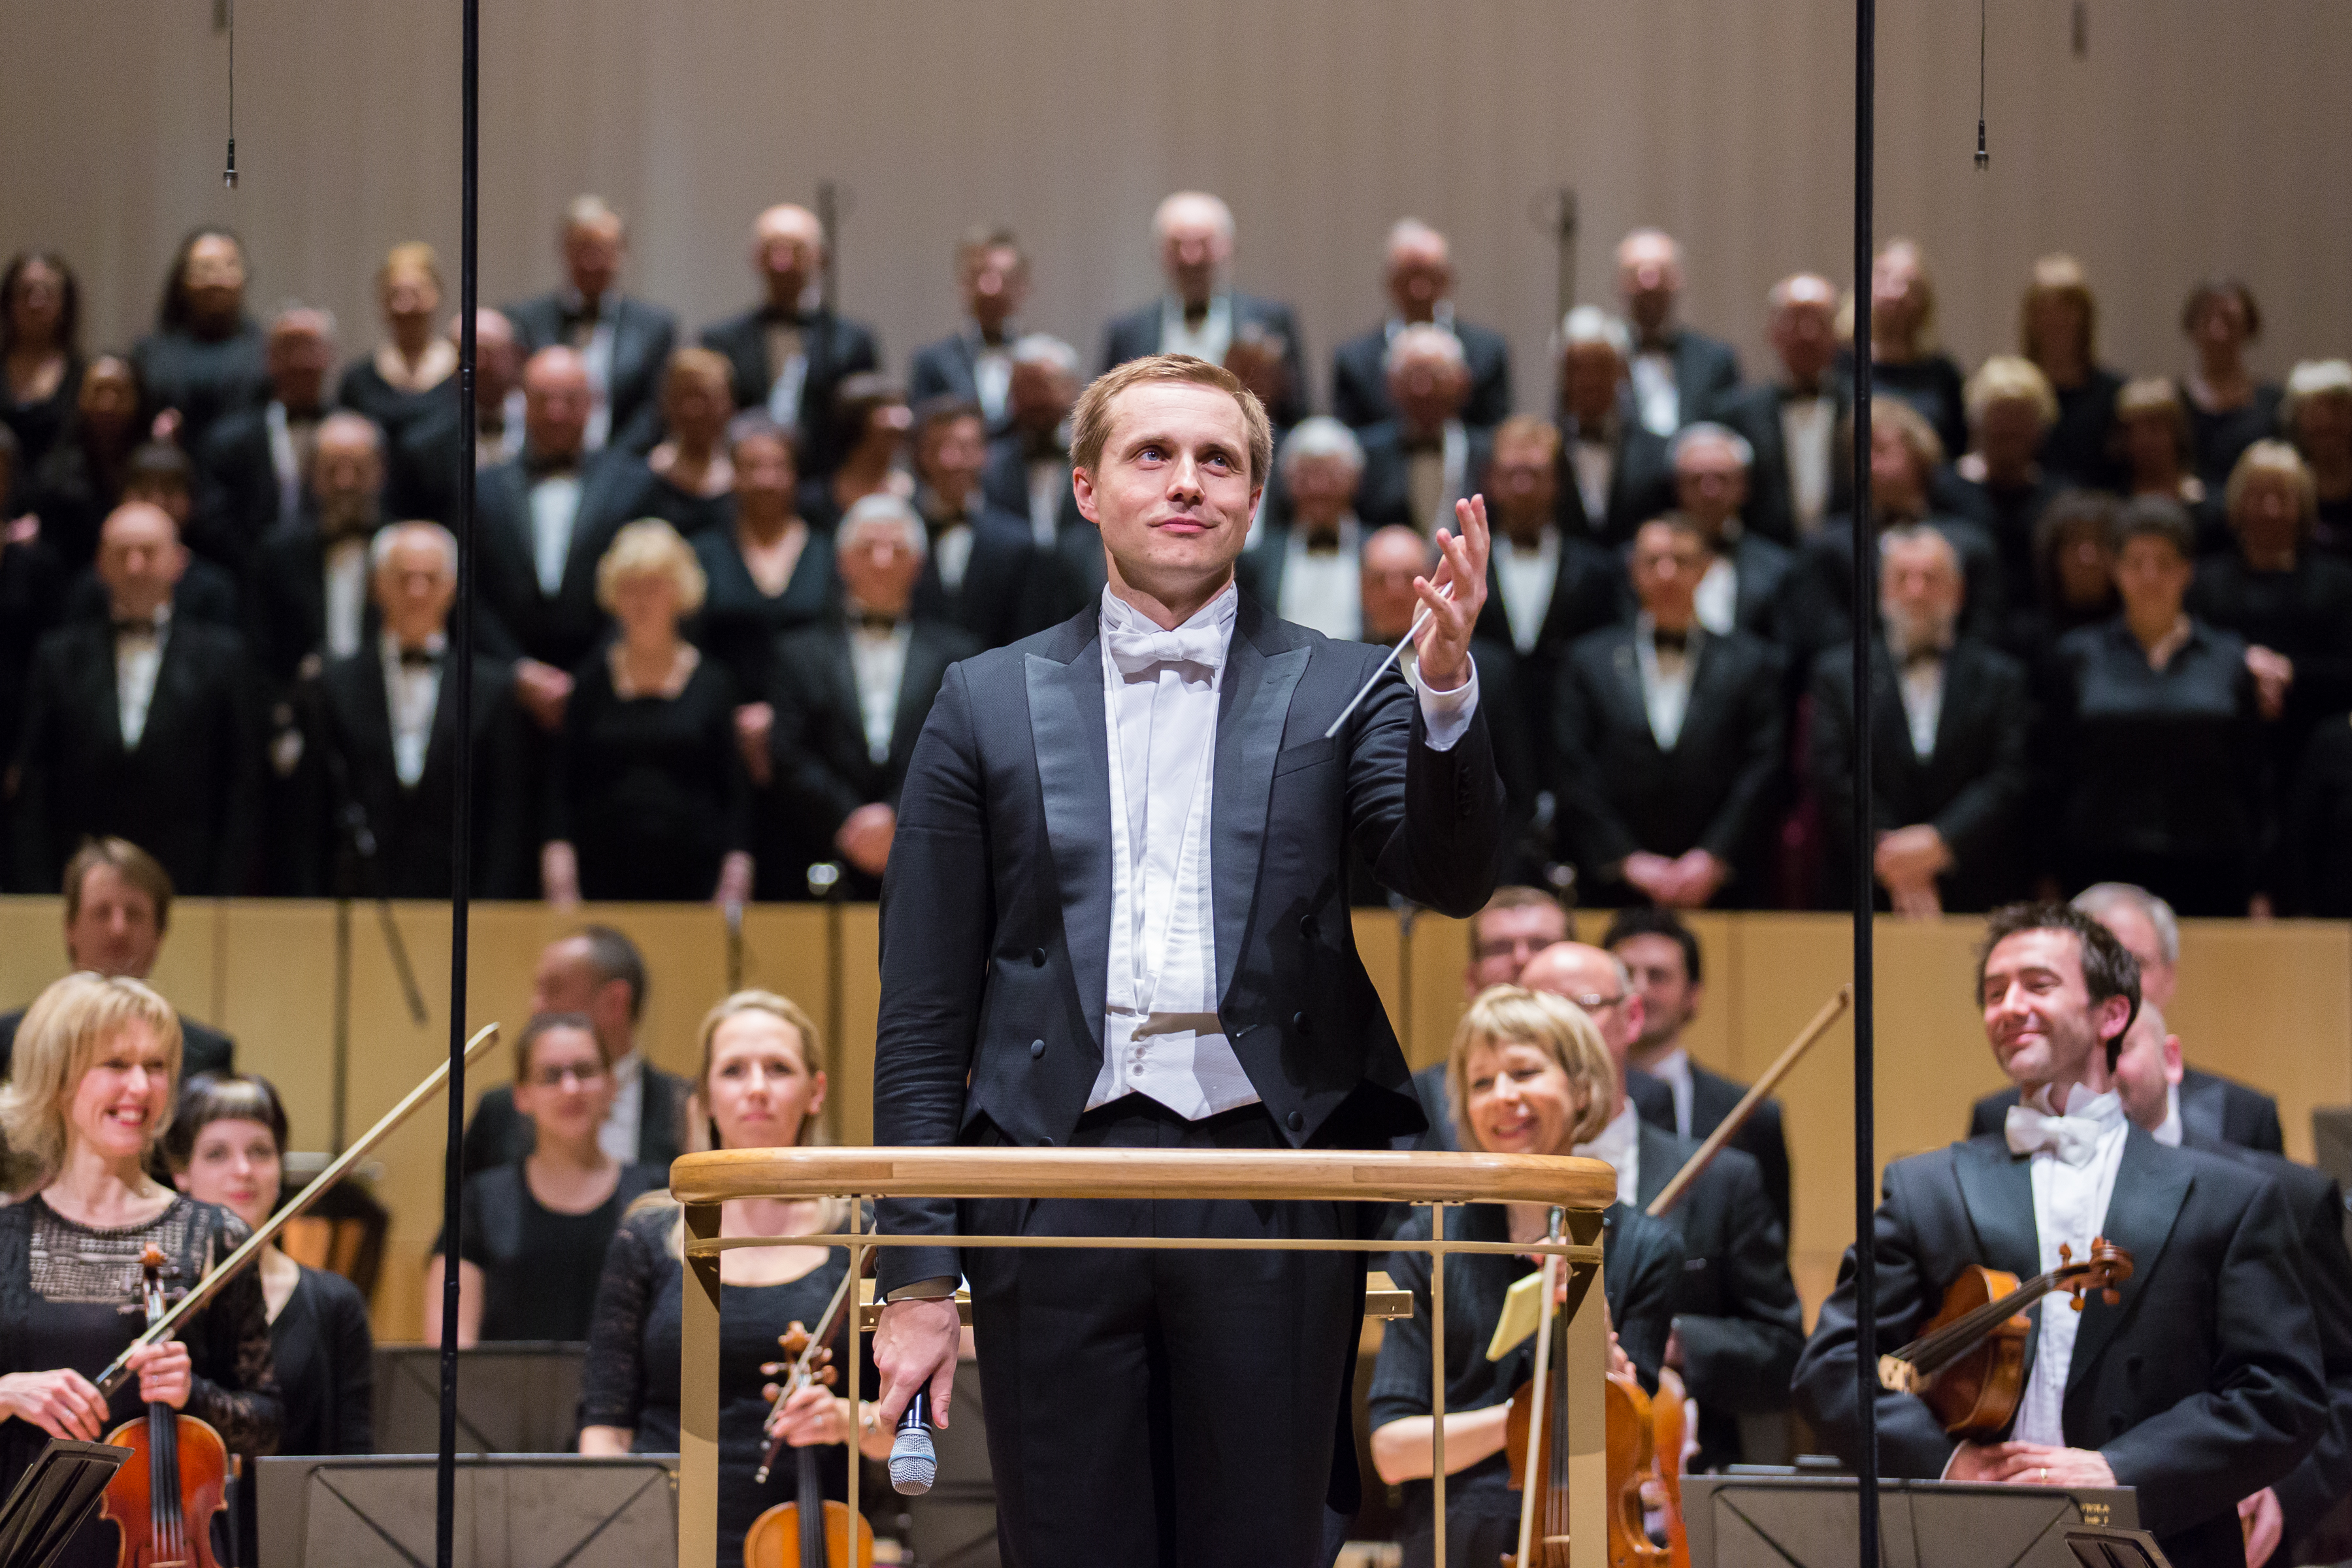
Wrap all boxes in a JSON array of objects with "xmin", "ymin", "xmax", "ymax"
[{"xmin": 889, "ymin": 1390, "xmax": 937, "ymax": 1495}]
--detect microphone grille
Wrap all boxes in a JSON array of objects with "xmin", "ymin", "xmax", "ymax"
[{"xmin": 888, "ymin": 1431, "xmax": 938, "ymax": 1494}]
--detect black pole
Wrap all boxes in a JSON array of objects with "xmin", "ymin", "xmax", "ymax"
[
  {"xmin": 1850, "ymin": 0, "xmax": 1880, "ymax": 1561},
  {"xmin": 436, "ymin": 0, "xmax": 481, "ymax": 1561}
]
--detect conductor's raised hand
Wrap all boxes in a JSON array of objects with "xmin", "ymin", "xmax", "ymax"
[{"xmin": 1414, "ymin": 495, "xmax": 1492, "ymax": 693}]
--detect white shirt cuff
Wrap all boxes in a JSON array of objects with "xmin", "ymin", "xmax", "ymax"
[
  {"xmin": 1416, "ymin": 661, "xmax": 1480, "ymax": 751},
  {"xmin": 885, "ymin": 1275, "xmax": 960, "ymax": 1302}
]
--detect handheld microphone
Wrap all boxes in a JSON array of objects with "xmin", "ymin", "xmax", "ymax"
[{"xmin": 888, "ymin": 1390, "xmax": 937, "ymax": 1495}]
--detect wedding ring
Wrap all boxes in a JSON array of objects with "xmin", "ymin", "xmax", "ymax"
[{"xmin": 2040, "ymin": 1467, "xmax": 2050, "ymax": 1484}]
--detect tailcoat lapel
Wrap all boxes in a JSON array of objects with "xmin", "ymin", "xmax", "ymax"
[
  {"xmin": 1208, "ymin": 608, "xmax": 1308, "ymax": 1007},
  {"xmin": 2065, "ymin": 1126, "xmax": 2189, "ymax": 1394},
  {"xmin": 1026, "ymin": 632, "xmax": 1113, "ymax": 1053}
]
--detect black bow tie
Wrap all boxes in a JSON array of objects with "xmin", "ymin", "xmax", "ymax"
[
  {"xmin": 854, "ymin": 611, "xmax": 903, "ymax": 634},
  {"xmin": 760, "ymin": 303, "xmax": 815, "ymax": 328},
  {"xmin": 1901, "ymin": 644, "xmax": 1949, "ymax": 670},
  {"xmin": 526, "ymin": 452, "xmax": 581, "ymax": 481},
  {"xmin": 1652, "ymin": 628, "xmax": 1690, "ymax": 653},
  {"xmin": 397, "ymin": 647, "xmax": 441, "ymax": 670},
  {"xmin": 1403, "ymin": 433, "xmax": 1445, "ymax": 456},
  {"xmin": 112, "ymin": 617, "xmax": 160, "ymax": 638},
  {"xmin": 1780, "ymin": 384, "xmax": 1827, "ymax": 403}
]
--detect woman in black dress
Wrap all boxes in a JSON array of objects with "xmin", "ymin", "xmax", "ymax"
[
  {"xmin": 1, "ymin": 250, "xmax": 82, "ymax": 478},
  {"xmin": 131, "ymin": 227, "xmax": 268, "ymax": 454},
  {"xmin": 0, "ymin": 973, "xmax": 279, "ymax": 1568},
  {"xmin": 579, "ymin": 990, "xmax": 891, "ymax": 1568},
  {"xmin": 1369, "ymin": 987, "xmax": 1682, "ymax": 1568},
  {"xmin": 2179, "ymin": 278, "xmax": 2283, "ymax": 490},
  {"xmin": 27, "ymin": 352, "xmax": 142, "ymax": 572},
  {"xmin": 640, "ymin": 348, "xmax": 737, "ymax": 539},
  {"xmin": 1850, "ymin": 237, "xmax": 1968, "ymax": 460},
  {"xmin": 542, "ymin": 519, "xmax": 753, "ymax": 906},
  {"xmin": 336, "ymin": 242, "xmax": 457, "ymax": 451},
  {"xmin": 692, "ymin": 416, "xmax": 834, "ymax": 697},
  {"xmin": 797, "ymin": 373, "xmax": 912, "ymax": 534},
  {"xmin": 2283, "ymin": 359, "xmax": 2352, "ymax": 555},
  {"xmin": 167, "ymin": 1072, "xmax": 372, "ymax": 1456},
  {"xmin": 2018, "ymin": 253, "xmax": 2125, "ymax": 489},
  {"xmin": 425, "ymin": 1015, "xmax": 665, "ymax": 1345}
]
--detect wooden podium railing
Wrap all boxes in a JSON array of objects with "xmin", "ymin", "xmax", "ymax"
[{"xmin": 668, "ymin": 1146, "xmax": 1618, "ymax": 1568}]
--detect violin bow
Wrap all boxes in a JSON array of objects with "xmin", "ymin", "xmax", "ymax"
[
  {"xmin": 1512, "ymin": 1207, "xmax": 1566, "ymax": 1568},
  {"xmin": 750, "ymin": 1254, "xmax": 860, "ymax": 1484},
  {"xmin": 1646, "ymin": 985, "xmax": 1851, "ymax": 1220}
]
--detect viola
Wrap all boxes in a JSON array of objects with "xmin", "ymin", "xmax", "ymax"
[
  {"xmin": 1650, "ymin": 1369, "xmax": 1691, "ymax": 1568},
  {"xmin": 1877, "ymin": 1238, "xmax": 2132, "ymax": 1438},
  {"xmin": 742, "ymin": 1318, "xmax": 872, "ymax": 1568},
  {"xmin": 98, "ymin": 1247, "xmax": 231, "ymax": 1568}
]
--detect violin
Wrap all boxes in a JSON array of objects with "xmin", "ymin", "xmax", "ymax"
[
  {"xmin": 742, "ymin": 1317, "xmax": 873, "ymax": 1568},
  {"xmin": 1877, "ymin": 1238, "xmax": 2133, "ymax": 1438},
  {"xmin": 98, "ymin": 1247, "xmax": 231, "ymax": 1568},
  {"xmin": 1650, "ymin": 1369, "xmax": 1690, "ymax": 1568}
]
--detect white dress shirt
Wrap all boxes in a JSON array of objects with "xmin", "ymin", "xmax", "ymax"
[
  {"xmin": 383, "ymin": 632, "xmax": 446, "ymax": 787},
  {"xmin": 478, "ymin": 388, "xmax": 527, "ymax": 468},
  {"xmin": 2010, "ymin": 1085, "xmax": 2129, "ymax": 1448},
  {"xmin": 114, "ymin": 605, "xmax": 171, "ymax": 750},
  {"xmin": 1648, "ymin": 1045, "xmax": 1697, "ymax": 1139},
  {"xmin": 1576, "ymin": 1100, "xmax": 1644, "ymax": 1207},
  {"xmin": 1026, "ymin": 441, "xmax": 1071, "ymax": 547},
  {"xmin": 761, "ymin": 283, "xmax": 824, "ymax": 432},
  {"xmin": 1276, "ymin": 517, "xmax": 1362, "ymax": 642},
  {"xmin": 970, "ymin": 333, "xmax": 1013, "ymax": 427},
  {"xmin": 529, "ymin": 470, "xmax": 585, "ymax": 596},
  {"xmin": 1571, "ymin": 438, "xmax": 1615, "ymax": 528},
  {"xmin": 1780, "ymin": 395, "xmax": 1834, "ymax": 537},
  {"xmin": 1158, "ymin": 295, "xmax": 1233, "ymax": 365},
  {"xmin": 1494, "ymin": 529, "xmax": 1560, "ymax": 656},
  {"xmin": 564, "ymin": 287, "xmax": 619, "ymax": 452},
  {"xmin": 1693, "ymin": 553, "xmax": 1740, "ymax": 638},
  {"xmin": 325, "ymin": 537, "xmax": 370, "ymax": 660},
  {"xmin": 1403, "ymin": 421, "xmax": 1471, "ymax": 538},
  {"xmin": 1897, "ymin": 651, "xmax": 1946, "ymax": 760},
  {"xmin": 2152, "ymin": 1083, "xmax": 2183, "ymax": 1147},
  {"xmin": 1629, "ymin": 350, "xmax": 1681, "ymax": 438},
  {"xmin": 847, "ymin": 618, "xmax": 912, "ymax": 766},
  {"xmin": 1635, "ymin": 615, "xmax": 1699, "ymax": 751},
  {"xmin": 600, "ymin": 1047, "xmax": 646, "ymax": 1165},
  {"xmin": 265, "ymin": 401, "xmax": 319, "ymax": 526}
]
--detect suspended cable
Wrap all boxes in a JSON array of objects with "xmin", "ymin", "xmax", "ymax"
[
  {"xmin": 1975, "ymin": 0, "xmax": 1989, "ymax": 171},
  {"xmin": 223, "ymin": 0, "xmax": 237, "ymax": 188}
]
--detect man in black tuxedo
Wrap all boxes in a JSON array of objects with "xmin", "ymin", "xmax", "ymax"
[
  {"xmin": 1355, "ymin": 325, "xmax": 1495, "ymax": 537},
  {"xmin": 1520, "ymin": 940, "xmax": 1805, "ymax": 1472},
  {"xmin": 459, "ymin": 926, "xmax": 690, "ymax": 1178},
  {"xmin": 10, "ymin": 502, "xmax": 261, "ymax": 896},
  {"xmin": 699, "ymin": 203, "xmax": 882, "ymax": 476},
  {"xmin": 1796, "ymin": 904, "xmax": 2327, "ymax": 1568},
  {"xmin": 386, "ymin": 308, "xmax": 526, "ymax": 524},
  {"xmin": 1235, "ymin": 417, "xmax": 1367, "ymax": 642},
  {"xmin": 470, "ymin": 346, "xmax": 653, "ymax": 734},
  {"xmin": 504, "ymin": 195, "xmax": 678, "ymax": 455},
  {"xmin": 907, "ymin": 225, "xmax": 1028, "ymax": 436},
  {"xmin": 1098, "ymin": 191, "xmax": 1309, "ymax": 431},
  {"xmin": 191, "ymin": 304, "xmax": 338, "ymax": 574},
  {"xmin": 766, "ymin": 495, "xmax": 983, "ymax": 899},
  {"xmin": 1330, "ymin": 220, "xmax": 1511, "ymax": 433},
  {"xmin": 868, "ymin": 353, "xmax": 1503, "ymax": 1566},
  {"xmin": 1812, "ymin": 527, "xmax": 2031, "ymax": 915},
  {"xmin": 245, "ymin": 411, "xmax": 388, "ymax": 687},
  {"xmin": 1641, "ymin": 423, "xmax": 1797, "ymax": 650},
  {"xmin": 287, "ymin": 522, "xmax": 528, "ymax": 898},
  {"xmin": 981, "ymin": 334, "xmax": 1085, "ymax": 546},
  {"xmin": 1718, "ymin": 272, "xmax": 1849, "ymax": 546},
  {"xmin": 1554, "ymin": 307, "xmax": 1673, "ymax": 543},
  {"xmin": 59, "ymin": 446, "xmax": 242, "ymax": 633},
  {"xmin": 1967, "ymin": 882, "xmax": 2284, "ymax": 1151},
  {"xmin": 1603, "ymin": 907, "xmax": 1792, "ymax": 1235},
  {"xmin": 1617, "ymin": 229, "xmax": 1742, "ymax": 436},
  {"xmin": 1552, "ymin": 515, "xmax": 1784, "ymax": 909},
  {"xmin": 0, "ymin": 838, "xmax": 234, "ymax": 1082},
  {"xmin": 909, "ymin": 399, "xmax": 1054, "ymax": 649}
]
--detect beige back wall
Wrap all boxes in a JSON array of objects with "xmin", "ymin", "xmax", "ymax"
[{"xmin": 4, "ymin": 0, "xmax": 2349, "ymax": 420}]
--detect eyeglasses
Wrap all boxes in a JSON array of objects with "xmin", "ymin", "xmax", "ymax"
[
  {"xmin": 1567, "ymin": 992, "xmax": 1629, "ymax": 1013},
  {"xmin": 529, "ymin": 1063, "xmax": 608, "ymax": 1088}
]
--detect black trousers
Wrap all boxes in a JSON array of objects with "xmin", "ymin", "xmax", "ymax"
[{"xmin": 962, "ymin": 1096, "xmax": 1367, "ymax": 1568}]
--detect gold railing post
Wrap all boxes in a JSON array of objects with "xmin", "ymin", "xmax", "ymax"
[
  {"xmin": 1430, "ymin": 1201, "xmax": 1446, "ymax": 1568},
  {"xmin": 679, "ymin": 1198, "xmax": 723, "ymax": 1568},
  {"xmin": 1565, "ymin": 1208, "xmax": 1607, "ymax": 1568},
  {"xmin": 845, "ymin": 1196, "xmax": 864, "ymax": 1554}
]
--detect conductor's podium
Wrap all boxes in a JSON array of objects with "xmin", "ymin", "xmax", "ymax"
[{"xmin": 668, "ymin": 1146, "xmax": 1618, "ymax": 1568}]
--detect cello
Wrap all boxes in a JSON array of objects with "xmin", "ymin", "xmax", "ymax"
[
  {"xmin": 97, "ymin": 1247, "xmax": 231, "ymax": 1568},
  {"xmin": 742, "ymin": 1303, "xmax": 874, "ymax": 1568}
]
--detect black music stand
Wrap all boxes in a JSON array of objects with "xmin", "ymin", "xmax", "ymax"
[
  {"xmin": 0, "ymin": 1441, "xmax": 127, "ymax": 1568},
  {"xmin": 1684, "ymin": 1475, "xmax": 2138, "ymax": 1568},
  {"xmin": 372, "ymin": 1345, "xmax": 586, "ymax": 1455},
  {"xmin": 255, "ymin": 1454, "xmax": 676, "ymax": 1568},
  {"xmin": 2063, "ymin": 1526, "xmax": 2173, "ymax": 1568}
]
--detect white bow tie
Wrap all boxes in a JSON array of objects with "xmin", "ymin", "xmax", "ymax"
[
  {"xmin": 2005, "ymin": 1105, "xmax": 2107, "ymax": 1166},
  {"xmin": 1104, "ymin": 622, "xmax": 1225, "ymax": 678}
]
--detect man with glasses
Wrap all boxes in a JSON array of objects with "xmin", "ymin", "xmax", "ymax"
[{"xmin": 1521, "ymin": 939, "xmax": 1803, "ymax": 1471}]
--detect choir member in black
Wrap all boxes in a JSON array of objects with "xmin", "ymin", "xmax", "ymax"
[
  {"xmin": 1238, "ymin": 416, "xmax": 1367, "ymax": 640},
  {"xmin": 1617, "ymin": 228, "xmax": 1741, "ymax": 436},
  {"xmin": 907, "ymin": 225, "xmax": 1028, "ymax": 436},
  {"xmin": 909, "ymin": 397, "xmax": 1051, "ymax": 647},
  {"xmin": 796, "ymin": 372, "xmax": 912, "ymax": 535},
  {"xmin": 1951, "ymin": 355, "xmax": 2063, "ymax": 602},
  {"xmin": 506, "ymin": 195, "xmax": 677, "ymax": 455},
  {"xmin": 60, "ymin": 444, "xmax": 242, "ymax": 632},
  {"xmin": 425, "ymin": 1014, "xmax": 667, "ymax": 1346},
  {"xmin": 700, "ymin": 203, "xmax": 884, "ymax": 476},
  {"xmin": 471, "ymin": 345, "xmax": 654, "ymax": 735},
  {"xmin": 336, "ymin": 242, "xmax": 457, "ymax": 453},
  {"xmin": 1554, "ymin": 307, "xmax": 1671, "ymax": 543},
  {"xmin": 1369, "ymin": 987, "xmax": 1686, "ymax": 1568},
  {"xmin": 542, "ymin": 519, "xmax": 752, "ymax": 906},
  {"xmin": 1850, "ymin": 238, "xmax": 1968, "ymax": 461},
  {"xmin": 385, "ymin": 307, "xmax": 525, "ymax": 523},
  {"xmin": 766, "ymin": 496, "xmax": 980, "ymax": 898},
  {"xmin": 0, "ymin": 973, "xmax": 279, "ymax": 1568},
  {"xmin": 2019, "ymin": 254, "xmax": 2126, "ymax": 489},
  {"xmin": 1356, "ymin": 324, "xmax": 1493, "ymax": 536},
  {"xmin": 638, "ymin": 348, "xmax": 737, "ymax": 538},
  {"xmin": 192, "ymin": 303, "xmax": 338, "ymax": 575},
  {"xmin": 2012, "ymin": 489, "xmax": 2120, "ymax": 673},
  {"xmin": 1332, "ymin": 220, "xmax": 1512, "ymax": 433},
  {"xmin": 1795, "ymin": 904, "xmax": 2326, "ymax": 1568},
  {"xmin": 1518, "ymin": 941, "xmax": 1804, "ymax": 1471},
  {"xmin": 2287, "ymin": 714, "xmax": 2352, "ymax": 917},
  {"xmin": 245, "ymin": 411, "xmax": 387, "ymax": 687},
  {"xmin": 1721, "ymin": 272, "xmax": 1848, "ymax": 546},
  {"xmin": 2, "ymin": 251, "xmax": 81, "ymax": 478},
  {"xmin": 2285, "ymin": 359, "xmax": 2352, "ymax": 554},
  {"xmin": 1650, "ymin": 421, "xmax": 1796, "ymax": 645},
  {"xmin": 27, "ymin": 351, "xmax": 142, "ymax": 573},
  {"xmin": 1603, "ymin": 909, "xmax": 1793, "ymax": 1235},
  {"xmin": 1552, "ymin": 515, "xmax": 1783, "ymax": 909},
  {"xmin": 1811, "ymin": 526, "xmax": 2031, "ymax": 915},
  {"xmin": 133, "ymin": 227, "xmax": 268, "ymax": 455},
  {"xmin": 983, "ymin": 336, "xmax": 1095, "ymax": 613},
  {"xmin": 167, "ymin": 1072, "xmax": 372, "ymax": 1456},
  {"xmin": 580, "ymin": 991, "xmax": 892, "ymax": 1567},
  {"xmin": 2048, "ymin": 499, "xmax": 2264, "ymax": 915},
  {"xmin": 2114, "ymin": 375, "xmax": 2217, "ymax": 540},
  {"xmin": 0, "ymin": 838, "xmax": 235, "ymax": 1081},
  {"xmin": 1098, "ymin": 190, "xmax": 1309, "ymax": 430},
  {"xmin": 2179, "ymin": 277, "xmax": 2283, "ymax": 489},
  {"xmin": 11, "ymin": 501, "xmax": 261, "ymax": 896},
  {"xmin": 290, "ymin": 523, "xmax": 529, "ymax": 899}
]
